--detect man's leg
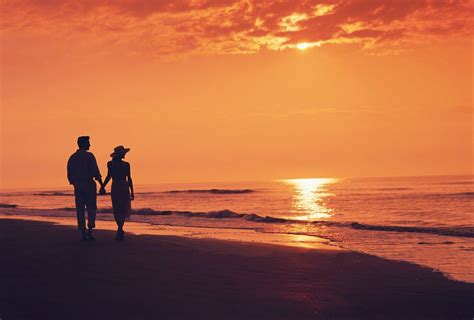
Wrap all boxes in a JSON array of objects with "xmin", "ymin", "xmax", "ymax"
[
  {"xmin": 74, "ymin": 186, "xmax": 87, "ymax": 240},
  {"xmin": 84, "ymin": 181, "xmax": 97, "ymax": 239}
]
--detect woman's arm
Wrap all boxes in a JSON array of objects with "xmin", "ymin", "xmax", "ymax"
[
  {"xmin": 100, "ymin": 162, "xmax": 112, "ymax": 193},
  {"xmin": 102, "ymin": 175, "xmax": 111, "ymax": 189},
  {"xmin": 128, "ymin": 176, "xmax": 134, "ymax": 200},
  {"xmin": 127, "ymin": 163, "xmax": 134, "ymax": 200}
]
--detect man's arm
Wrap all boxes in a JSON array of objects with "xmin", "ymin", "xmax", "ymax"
[
  {"xmin": 66, "ymin": 156, "xmax": 74, "ymax": 185},
  {"xmin": 89, "ymin": 154, "xmax": 103, "ymax": 186}
]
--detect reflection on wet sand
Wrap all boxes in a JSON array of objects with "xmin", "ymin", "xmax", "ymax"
[{"xmin": 0, "ymin": 214, "xmax": 342, "ymax": 250}]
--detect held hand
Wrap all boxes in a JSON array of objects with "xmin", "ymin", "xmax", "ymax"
[{"xmin": 130, "ymin": 193, "xmax": 135, "ymax": 201}]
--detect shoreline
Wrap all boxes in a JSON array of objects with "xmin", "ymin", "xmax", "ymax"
[
  {"xmin": 1, "ymin": 209, "xmax": 473, "ymax": 285},
  {"xmin": 1, "ymin": 218, "xmax": 474, "ymax": 319},
  {"xmin": 2, "ymin": 212, "xmax": 460, "ymax": 285},
  {"xmin": 0, "ymin": 212, "xmax": 340, "ymax": 251}
]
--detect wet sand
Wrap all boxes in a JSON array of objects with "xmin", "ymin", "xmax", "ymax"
[{"xmin": 1, "ymin": 218, "xmax": 473, "ymax": 319}]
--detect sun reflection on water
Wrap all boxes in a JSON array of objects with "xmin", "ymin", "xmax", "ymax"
[{"xmin": 284, "ymin": 178, "xmax": 337, "ymax": 220}]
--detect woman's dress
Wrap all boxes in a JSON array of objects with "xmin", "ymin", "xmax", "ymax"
[{"xmin": 107, "ymin": 160, "xmax": 131, "ymax": 222}]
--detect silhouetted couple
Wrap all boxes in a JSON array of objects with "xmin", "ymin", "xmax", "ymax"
[{"xmin": 67, "ymin": 136, "xmax": 134, "ymax": 241}]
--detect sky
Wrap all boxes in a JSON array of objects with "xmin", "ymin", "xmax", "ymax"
[{"xmin": 0, "ymin": 0, "xmax": 473, "ymax": 189}]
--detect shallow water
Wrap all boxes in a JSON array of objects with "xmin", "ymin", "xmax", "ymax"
[{"xmin": 1, "ymin": 175, "xmax": 473, "ymax": 282}]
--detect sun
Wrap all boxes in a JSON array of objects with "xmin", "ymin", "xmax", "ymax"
[{"xmin": 296, "ymin": 42, "xmax": 309, "ymax": 50}]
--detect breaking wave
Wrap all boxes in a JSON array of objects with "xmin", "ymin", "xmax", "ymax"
[
  {"xmin": 53, "ymin": 207, "xmax": 474, "ymax": 238},
  {"xmin": 0, "ymin": 203, "xmax": 18, "ymax": 208},
  {"xmin": 344, "ymin": 222, "xmax": 474, "ymax": 238}
]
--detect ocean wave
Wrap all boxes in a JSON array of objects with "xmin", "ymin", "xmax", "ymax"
[
  {"xmin": 137, "ymin": 209, "xmax": 286, "ymax": 222},
  {"xmin": 417, "ymin": 241, "xmax": 455, "ymax": 245},
  {"xmin": 56, "ymin": 207, "xmax": 290, "ymax": 223},
  {"xmin": 373, "ymin": 188, "xmax": 413, "ymax": 191},
  {"xmin": 53, "ymin": 206, "xmax": 474, "ymax": 238},
  {"xmin": 164, "ymin": 189, "xmax": 254, "ymax": 194},
  {"xmin": 452, "ymin": 192, "xmax": 474, "ymax": 196},
  {"xmin": 438, "ymin": 181, "xmax": 474, "ymax": 185},
  {"xmin": 28, "ymin": 189, "xmax": 254, "ymax": 197},
  {"xmin": 343, "ymin": 192, "xmax": 474, "ymax": 200},
  {"xmin": 133, "ymin": 208, "xmax": 285, "ymax": 222},
  {"xmin": 0, "ymin": 203, "xmax": 18, "ymax": 208},
  {"xmin": 33, "ymin": 192, "xmax": 72, "ymax": 196},
  {"xmin": 420, "ymin": 192, "xmax": 474, "ymax": 199},
  {"xmin": 344, "ymin": 222, "xmax": 474, "ymax": 238}
]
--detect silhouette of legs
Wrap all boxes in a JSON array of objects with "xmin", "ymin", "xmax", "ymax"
[
  {"xmin": 74, "ymin": 181, "xmax": 97, "ymax": 240},
  {"xmin": 75, "ymin": 189, "xmax": 87, "ymax": 229},
  {"xmin": 110, "ymin": 180, "xmax": 130, "ymax": 241},
  {"xmin": 115, "ymin": 218, "xmax": 125, "ymax": 241},
  {"xmin": 84, "ymin": 186, "xmax": 97, "ymax": 240}
]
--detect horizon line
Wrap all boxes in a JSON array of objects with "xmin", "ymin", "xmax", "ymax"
[{"xmin": 0, "ymin": 173, "xmax": 472, "ymax": 192}]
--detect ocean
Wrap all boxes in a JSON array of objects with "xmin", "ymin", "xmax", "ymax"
[{"xmin": 1, "ymin": 175, "xmax": 473, "ymax": 283}]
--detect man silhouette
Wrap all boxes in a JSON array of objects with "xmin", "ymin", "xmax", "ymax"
[{"xmin": 67, "ymin": 136, "xmax": 103, "ymax": 240}]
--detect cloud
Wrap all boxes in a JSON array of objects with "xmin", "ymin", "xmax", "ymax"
[{"xmin": 1, "ymin": 0, "xmax": 472, "ymax": 57}]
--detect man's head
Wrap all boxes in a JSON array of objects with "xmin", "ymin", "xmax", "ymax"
[{"xmin": 77, "ymin": 136, "xmax": 91, "ymax": 150}]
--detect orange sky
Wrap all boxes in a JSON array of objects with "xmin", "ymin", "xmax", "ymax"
[{"xmin": 0, "ymin": 0, "xmax": 473, "ymax": 189}]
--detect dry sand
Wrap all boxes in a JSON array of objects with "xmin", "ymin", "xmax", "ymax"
[{"xmin": 0, "ymin": 218, "xmax": 473, "ymax": 319}]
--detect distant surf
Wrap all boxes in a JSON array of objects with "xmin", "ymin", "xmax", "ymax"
[
  {"xmin": 28, "ymin": 189, "xmax": 255, "ymax": 196},
  {"xmin": 33, "ymin": 192, "xmax": 71, "ymax": 196},
  {"xmin": 164, "ymin": 189, "xmax": 254, "ymax": 194}
]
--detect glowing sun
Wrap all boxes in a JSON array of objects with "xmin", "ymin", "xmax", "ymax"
[{"xmin": 296, "ymin": 42, "xmax": 309, "ymax": 50}]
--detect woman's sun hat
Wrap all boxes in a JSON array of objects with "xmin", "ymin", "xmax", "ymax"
[{"xmin": 110, "ymin": 145, "xmax": 130, "ymax": 157}]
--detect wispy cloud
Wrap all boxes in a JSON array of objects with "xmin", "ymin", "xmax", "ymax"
[{"xmin": 1, "ymin": 0, "xmax": 472, "ymax": 57}]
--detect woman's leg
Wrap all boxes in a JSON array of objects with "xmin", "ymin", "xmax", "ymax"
[
  {"xmin": 116, "ymin": 216, "xmax": 125, "ymax": 240},
  {"xmin": 113, "ymin": 213, "xmax": 123, "ymax": 239}
]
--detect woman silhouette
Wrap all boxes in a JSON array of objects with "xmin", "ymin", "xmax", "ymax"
[{"xmin": 101, "ymin": 146, "xmax": 134, "ymax": 240}]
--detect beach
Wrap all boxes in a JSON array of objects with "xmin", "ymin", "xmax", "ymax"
[
  {"xmin": 2, "ymin": 0, "xmax": 472, "ymax": 318},
  {"xmin": 2, "ymin": 176, "xmax": 473, "ymax": 283},
  {"xmin": 1, "ymin": 217, "xmax": 473, "ymax": 320}
]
